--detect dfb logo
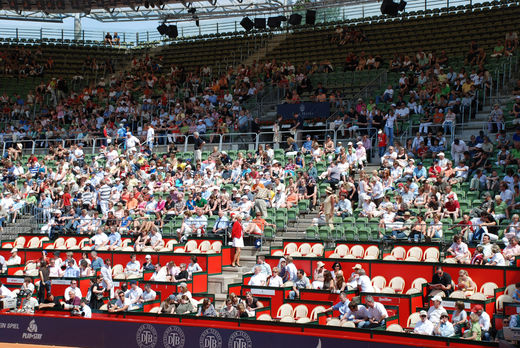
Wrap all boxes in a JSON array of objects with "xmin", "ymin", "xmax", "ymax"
[
  {"xmin": 199, "ymin": 328, "xmax": 222, "ymax": 348},
  {"xmin": 163, "ymin": 326, "xmax": 185, "ymax": 348},
  {"xmin": 136, "ymin": 324, "xmax": 158, "ymax": 348},
  {"xmin": 228, "ymin": 331, "xmax": 252, "ymax": 348}
]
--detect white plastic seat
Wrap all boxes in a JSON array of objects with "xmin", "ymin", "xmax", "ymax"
[
  {"xmin": 364, "ymin": 246, "xmax": 379, "ymax": 259},
  {"xmin": 505, "ymin": 284, "xmax": 516, "ymax": 296},
  {"xmin": 306, "ymin": 253, "xmax": 317, "ymax": 258},
  {"xmin": 289, "ymin": 251, "xmax": 302, "ymax": 257},
  {"xmin": 443, "ymin": 257, "xmax": 457, "ymax": 264},
  {"xmin": 350, "ymin": 245, "xmax": 364, "ymax": 258},
  {"xmin": 326, "ymin": 318, "xmax": 341, "ymax": 326},
  {"xmin": 496, "ymin": 295, "xmax": 513, "ymax": 311},
  {"xmin": 280, "ymin": 316, "xmax": 295, "ymax": 323},
  {"xmin": 406, "ymin": 246, "xmax": 423, "ymax": 260},
  {"xmin": 390, "ymin": 246, "xmax": 406, "ymax": 260},
  {"xmin": 27, "ymin": 237, "xmax": 41, "ymax": 249},
  {"xmin": 479, "ymin": 282, "xmax": 498, "ymax": 297},
  {"xmin": 407, "ymin": 312, "xmax": 421, "ymax": 328},
  {"xmin": 328, "ymin": 253, "xmax": 340, "ymax": 258},
  {"xmin": 311, "ymin": 244, "xmax": 324, "ymax": 256},
  {"xmin": 334, "ymin": 244, "xmax": 349, "ymax": 257},
  {"xmin": 160, "ymin": 240, "xmax": 177, "ymax": 252},
  {"xmin": 343, "ymin": 254, "xmax": 356, "ymax": 259},
  {"xmin": 449, "ymin": 290, "xmax": 466, "ymax": 299},
  {"xmin": 198, "ymin": 240, "xmax": 211, "ymax": 253},
  {"xmin": 112, "ymin": 264, "xmax": 124, "ymax": 277},
  {"xmin": 381, "ymin": 287, "xmax": 395, "ymax": 294},
  {"xmin": 184, "ymin": 240, "xmax": 198, "ymax": 253},
  {"xmin": 310, "ymin": 306, "xmax": 326, "ymax": 321},
  {"xmin": 149, "ymin": 307, "xmax": 160, "ymax": 313},
  {"xmin": 65, "ymin": 238, "xmax": 77, "ymax": 249},
  {"xmin": 341, "ymin": 321, "xmax": 356, "ymax": 328},
  {"xmin": 423, "ymin": 247, "xmax": 440, "ymax": 261},
  {"xmin": 257, "ymin": 314, "xmax": 272, "ymax": 321},
  {"xmin": 388, "ymin": 276, "xmax": 405, "ymax": 293},
  {"xmin": 277, "ymin": 304, "xmax": 294, "ymax": 318},
  {"xmin": 296, "ymin": 317, "xmax": 310, "ymax": 324},
  {"xmin": 210, "ymin": 241, "xmax": 222, "ymax": 253},
  {"xmin": 14, "ymin": 270, "xmax": 24, "ymax": 276},
  {"xmin": 371, "ymin": 276, "xmax": 387, "ymax": 291},
  {"xmin": 272, "ymin": 250, "xmax": 284, "ymax": 256},
  {"xmin": 292, "ymin": 304, "xmax": 309, "ymax": 319},
  {"xmin": 469, "ymin": 292, "xmax": 487, "ymax": 300},
  {"xmin": 386, "ymin": 324, "xmax": 404, "ymax": 332},
  {"xmin": 429, "ymin": 290, "xmax": 445, "ymax": 298},
  {"xmin": 383, "ymin": 255, "xmax": 397, "ymax": 261},
  {"xmin": 424, "ymin": 258, "xmax": 438, "ymax": 263},
  {"xmin": 14, "ymin": 236, "xmax": 26, "ymax": 249},
  {"xmin": 283, "ymin": 242, "xmax": 298, "ymax": 255},
  {"xmin": 298, "ymin": 243, "xmax": 311, "ymax": 256},
  {"xmin": 404, "ymin": 256, "xmax": 419, "ymax": 262},
  {"xmin": 406, "ymin": 288, "xmax": 421, "ymax": 295},
  {"xmin": 411, "ymin": 277, "xmax": 428, "ymax": 290}
]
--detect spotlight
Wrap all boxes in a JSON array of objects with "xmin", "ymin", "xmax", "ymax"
[
  {"xmin": 381, "ymin": 0, "xmax": 407, "ymax": 16},
  {"xmin": 267, "ymin": 16, "xmax": 285, "ymax": 28},
  {"xmin": 305, "ymin": 10, "xmax": 316, "ymax": 25},
  {"xmin": 144, "ymin": 1, "xmax": 149, "ymax": 8},
  {"xmin": 157, "ymin": 23, "xmax": 168, "ymax": 36},
  {"xmin": 187, "ymin": 7, "xmax": 196, "ymax": 14},
  {"xmin": 240, "ymin": 17, "xmax": 254, "ymax": 31},
  {"xmin": 167, "ymin": 25, "xmax": 178, "ymax": 38},
  {"xmin": 288, "ymin": 13, "xmax": 302, "ymax": 26},
  {"xmin": 254, "ymin": 18, "xmax": 266, "ymax": 30}
]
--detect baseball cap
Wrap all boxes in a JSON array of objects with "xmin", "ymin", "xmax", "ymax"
[
  {"xmin": 352, "ymin": 264, "xmax": 362, "ymax": 270},
  {"xmin": 419, "ymin": 310, "xmax": 427, "ymax": 316},
  {"xmin": 432, "ymin": 295, "xmax": 443, "ymax": 302},
  {"xmin": 471, "ymin": 304, "xmax": 483, "ymax": 312},
  {"xmin": 145, "ymin": 255, "xmax": 151, "ymax": 259}
]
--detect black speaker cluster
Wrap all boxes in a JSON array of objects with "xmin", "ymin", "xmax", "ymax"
[
  {"xmin": 240, "ymin": 10, "xmax": 316, "ymax": 32},
  {"xmin": 157, "ymin": 23, "xmax": 178, "ymax": 39}
]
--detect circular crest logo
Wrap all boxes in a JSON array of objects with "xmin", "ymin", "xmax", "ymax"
[
  {"xmin": 163, "ymin": 326, "xmax": 185, "ymax": 348},
  {"xmin": 199, "ymin": 328, "xmax": 222, "ymax": 348},
  {"xmin": 228, "ymin": 331, "xmax": 252, "ymax": 348},
  {"xmin": 136, "ymin": 324, "xmax": 158, "ymax": 348}
]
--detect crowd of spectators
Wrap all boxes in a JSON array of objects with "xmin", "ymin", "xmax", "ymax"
[{"xmin": 0, "ymin": 46, "xmax": 48, "ymax": 78}]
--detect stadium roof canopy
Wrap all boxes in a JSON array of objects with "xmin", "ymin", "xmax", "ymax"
[{"xmin": 0, "ymin": 0, "xmax": 375, "ymax": 23}]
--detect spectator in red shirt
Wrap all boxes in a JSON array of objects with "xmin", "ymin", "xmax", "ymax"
[
  {"xmin": 427, "ymin": 160, "xmax": 442, "ymax": 182},
  {"xmin": 443, "ymin": 194, "xmax": 460, "ymax": 221},
  {"xmin": 378, "ymin": 130, "xmax": 387, "ymax": 157},
  {"xmin": 449, "ymin": 214, "xmax": 474, "ymax": 240}
]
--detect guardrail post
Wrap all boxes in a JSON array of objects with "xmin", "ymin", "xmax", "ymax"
[
  {"xmin": 2, "ymin": 142, "xmax": 5, "ymax": 157},
  {"xmin": 61, "ymin": 29, "xmax": 64, "ymax": 43},
  {"xmin": 31, "ymin": 141, "xmax": 35, "ymax": 154},
  {"xmin": 146, "ymin": 31, "xmax": 149, "ymax": 42},
  {"xmin": 255, "ymin": 133, "xmax": 260, "ymax": 151},
  {"xmin": 40, "ymin": 28, "xmax": 42, "ymax": 42},
  {"xmin": 184, "ymin": 136, "xmax": 188, "ymax": 152},
  {"xmin": 15, "ymin": 28, "xmax": 18, "ymax": 41}
]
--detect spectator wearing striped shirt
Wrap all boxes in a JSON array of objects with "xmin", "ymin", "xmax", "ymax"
[{"xmin": 97, "ymin": 180, "xmax": 112, "ymax": 216}]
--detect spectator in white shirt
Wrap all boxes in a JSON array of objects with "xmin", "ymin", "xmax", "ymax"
[
  {"xmin": 6, "ymin": 248, "xmax": 21, "ymax": 266},
  {"xmin": 64, "ymin": 280, "xmax": 82, "ymax": 301},
  {"xmin": 109, "ymin": 290, "xmax": 130, "ymax": 312},
  {"xmin": 359, "ymin": 296, "xmax": 388, "ymax": 328},
  {"xmin": 0, "ymin": 281, "xmax": 15, "ymax": 299},
  {"xmin": 142, "ymin": 284, "xmax": 156, "ymax": 302},
  {"xmin": 248, "ymin": 266, "xmax": 267, "ymax": 286},
  {"xmin": 447, "ymin": 235, "xmax": 470, "ymax": 263},
  {"xmin": 342, "ymin": 301, "xmax": 369, "ymax": 327},
  {"xmin": 428, "ymin": 295, "xmax": 445, "ymax": 324},
  {"xmin": 414, "ymin": 310, "xmax": 434, "ymax": 335},
  {"xmin": 126, "ymin": 281, "xmax": 144, "ymax": 310},
  {"xmin": 268, "ymin": 267, "xmax": 284, "ymax": 287},
  {"xmin": 357, "ymin": 269, "xmax": 375, "ymax": 293},
  {"xmin": 125, "ymin": 254, "xmax": 141, "ymax": 277}
]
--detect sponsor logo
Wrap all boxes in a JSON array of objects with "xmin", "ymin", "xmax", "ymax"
[
  {"xmin": 163, "ymin": 326, "xmax": 185, "ymax": 348},
  {"xmin": 136, "ymin": 323, "xmax": 158, "ymax": 348},
  {"xmin": 199, "ymin": 328, "xmax": 222, "ymax": 348},
  {"xmin": 228, "ymin": 331, "xmax": 252, "ymax": 348},
  {"xmin": 22, "ymin": 319, "xmax": 42, "ymax": 340}
]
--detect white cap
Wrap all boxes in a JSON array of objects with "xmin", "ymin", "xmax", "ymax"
[
  {"xmin": 11, "ymin": 248, "xmax": 18, "ymax": 253},
  {"xmin": 432, "ymin": 295, "xmax": 443, "ymax": 302},
  {"xmin": 145, "ymin": 254, "xmax": 151, "ymax": 259}
]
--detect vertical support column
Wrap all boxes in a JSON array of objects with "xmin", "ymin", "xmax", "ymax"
[{"xmin": 74, "ymin": 14, "xmax": 81, "ymax": 41}]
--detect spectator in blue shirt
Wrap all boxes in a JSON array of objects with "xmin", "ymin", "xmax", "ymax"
[
  {"xmin": 326, "ymin": 292, "xmax": 350, "ymax": 320},
  {"xmin": 413, "ymin": 162, "xmax": 427, "ymax": 182},
  {"xmin": 302, "ymin": 135, "xmax": 313, "ymax": 153},
  {"xmin": 91, "ymin": 251, "xmax": 104, "ymax": 270},
  {"xmin": 63, "ymin": 259, "xmax": 80, "ymax": 278}
]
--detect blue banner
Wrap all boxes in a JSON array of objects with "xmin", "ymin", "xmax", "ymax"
[
  {"xmin": 0, "ymin": 314, "xmax": 427, "ymax": 348},
  {"xmin": 276, "ymin": 102, "xmax": 330, "ymax": 120}
]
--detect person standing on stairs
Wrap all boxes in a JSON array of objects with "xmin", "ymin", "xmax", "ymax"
[
  {"xmin": 322, "ymin": 186, "xmax": 336, "ymax": 230},
  {"xmin": 231, "ymin": 214, "xmax": 244, "ymax": 267}
]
